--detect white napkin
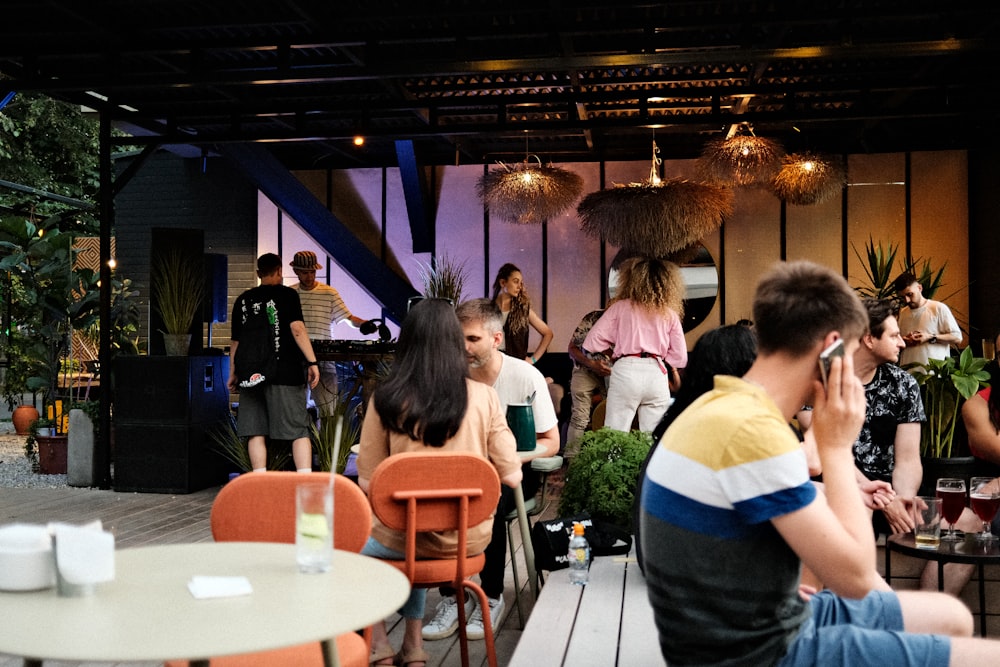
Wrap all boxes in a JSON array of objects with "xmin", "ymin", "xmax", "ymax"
[
  {"xmin": 49, "ymin": 520, "xmax": 115, "ymax": 585},
  {"xmin": 187, "ymin": 575, "xmax": 253, "ymax": 599}
]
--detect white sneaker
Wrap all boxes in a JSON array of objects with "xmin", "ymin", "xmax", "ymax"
[
  {"xmin": 422, "ymin": 595, "xmax": 475, "ymax": 640},
  {"xmin": 466, "ymin": 595, "xmax": 504, "ymax": 640}
]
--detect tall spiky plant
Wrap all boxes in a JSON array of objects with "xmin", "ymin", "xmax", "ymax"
[
  {"xmin": 151, "ymin": 248, "xmax": 204, "ymax": 335},
  {"xmin": 417, "ymin": 254, "xmax": 468, "ymax": 304},
  {"xmin": 851, "ymin": 237, "xmax": 900, "ymax": 299}
]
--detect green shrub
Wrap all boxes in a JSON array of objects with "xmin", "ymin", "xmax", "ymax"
[{"xmin": 559, "ymin": 427, "xmax": 653, "ymax": 531}]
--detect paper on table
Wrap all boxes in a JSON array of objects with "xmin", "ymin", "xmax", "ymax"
[
  {"xmin": 49, "ymin": 520, "xmax": 115, "ymax": 585},
  {"xmin": 187, "ymin": 575, "xmax": 254, "ymax": 599}
]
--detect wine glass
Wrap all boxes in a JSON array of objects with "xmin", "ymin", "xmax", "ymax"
[
  {"xmin": 969, "ymin": 477, "xmax": 1000, "ymax": 542},
  {"xmin": 936, "ymin": 477, "xmax": 967, "ymax": 541}
]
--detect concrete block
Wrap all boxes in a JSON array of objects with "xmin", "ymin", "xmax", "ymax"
[{"xmin": 67, "ymin": 409, "xmax": 95, "ymax": 487}]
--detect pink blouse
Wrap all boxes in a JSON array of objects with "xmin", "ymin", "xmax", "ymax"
[{"xmin": 582, "ymin": 299, "xmax": 687, "ymax": 369}]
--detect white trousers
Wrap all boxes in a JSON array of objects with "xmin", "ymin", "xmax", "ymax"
[{"xmin": 603, "ymin": 356, "xmax": 671, "ymax": 433}]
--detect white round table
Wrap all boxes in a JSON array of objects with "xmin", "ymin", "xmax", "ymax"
[{"xmin": 0, "ymin": 542, "xmax": 410, "ymax": 667}]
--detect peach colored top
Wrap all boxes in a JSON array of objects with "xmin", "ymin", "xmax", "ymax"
[{"xmin": 357, "ymin": 379, "xmax": 520, "ymax": 558}]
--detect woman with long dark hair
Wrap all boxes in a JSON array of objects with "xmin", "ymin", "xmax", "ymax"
[
  {"xmin": 490, "ymin": 262, "xmax": 553, "ymax": 365},
  {"xmin": 356, "ymin": 299, "xmax": 522, "ymax": 667}
]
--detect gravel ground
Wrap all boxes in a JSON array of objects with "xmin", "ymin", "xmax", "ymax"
[{"xmin": 0, "ymin": 421, "xmax": 70, "ymax": 488}]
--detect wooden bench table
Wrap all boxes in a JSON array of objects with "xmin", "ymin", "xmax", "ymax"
[{"xmin": 509, "ymin": 545, "xmax": 665, "ymax": 666}]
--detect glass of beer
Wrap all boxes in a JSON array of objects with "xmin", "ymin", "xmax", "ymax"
[{"xmin": 936, "ymin": 477, "xmax": 967, "ymax": 542}]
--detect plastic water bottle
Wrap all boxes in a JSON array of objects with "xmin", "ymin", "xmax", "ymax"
[{"xmin": 568, "ymin": 522, "xmax": 590, "ymax": 585}]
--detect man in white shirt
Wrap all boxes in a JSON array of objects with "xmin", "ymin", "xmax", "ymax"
[
  {"xmin": 289, "ymin": 250, "xmax": 367, "ymax": 416},
  {"xmin": 893, "ymin": 271, "xmax": 962, "ymax": 369},
  {"xmin": 422, "ymin": 298, "xmax": 559, "ymax": 643}
]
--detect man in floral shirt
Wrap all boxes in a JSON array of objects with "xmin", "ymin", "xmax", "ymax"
[
  {"xmin": 565, "ymin": 309, "xmax": 611, "ymax": 459},
  {"xmin": 852, "ymin": 298, "xmax": 925, "ymax": 536}
]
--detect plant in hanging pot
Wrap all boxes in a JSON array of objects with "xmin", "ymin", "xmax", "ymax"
[{"xmin": 151, "ymin": 247, "xmax": 205, "ymax": 356}]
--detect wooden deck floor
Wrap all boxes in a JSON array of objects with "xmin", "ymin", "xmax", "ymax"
[{"xmin": 0, "ymin": 476, "xmax": 553, "ymax": 667}]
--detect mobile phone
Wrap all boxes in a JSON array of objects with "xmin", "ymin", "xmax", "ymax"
[{"xmin": 818, "ymin": 339, "xmax": 845, "ymax": 387}]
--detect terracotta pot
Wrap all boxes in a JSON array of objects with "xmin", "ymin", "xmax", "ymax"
[
  {"xmin": 35, "ymin": 434, "xmax": 68, "ymax": 475},
  {"xmin": 12, "ymin": 405, "xmax": 40, "ymax": 436}
]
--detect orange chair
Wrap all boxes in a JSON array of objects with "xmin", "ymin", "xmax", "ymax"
[
  {"xmin": 368, "ymin": 452, "xmax": 501, "ymax": 667},
  {"xmin": 165, "ymin": 472, "xmax": 372, "ymax": 667}
]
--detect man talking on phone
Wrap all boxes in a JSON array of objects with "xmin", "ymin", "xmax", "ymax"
[{"xmin": 640, "ymin": 261, "xmax": 1000, "ymax": 666}]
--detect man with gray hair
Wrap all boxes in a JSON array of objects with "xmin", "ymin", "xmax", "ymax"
[{"xmin": 422, "ymin": 298, "xmax": 559, "ymax": 642}]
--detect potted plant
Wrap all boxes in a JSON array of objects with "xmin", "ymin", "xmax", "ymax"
[
  {"xmin": 151, "ymin": 247, "xmax": 205, "ymax": 356},
  {"xmin": 416, "ymin": 253, "xmax": 468, "ymax": 303},
  {"xmin": 0, "ymin": 216, "xmax": 99, "ymax": 440},
  {"xmin": 559, "ymin": 427, "xmax": 653, "ymax": 532},
  {"xmin": 1, "ymin": 330, "xmax": 39, "ymax": 435},
  {"xmin": 26, "ymin": 416, "xmax": 67, "ymax": 474},
  {"xmin": 910, "ymin": 347, "xmax": 991, "ymax": 494},
  {"xmin": 310, "ymin": 397, "xmax": 362, "ymax": 474}
]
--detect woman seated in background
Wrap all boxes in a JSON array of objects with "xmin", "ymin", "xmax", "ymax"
[
  {"xmin": 963, "ymin": 332, "xmax": 1000, "ymax": 465},
  {"xmin": 356, "ymin": 298, "xmax": 523, "ymax": 667},
  {"xmin": 491, "ymin": 262, "xmax": 553, "ymax": 365},
  {"xmin": 582, "ymin": 256, "xmax": 687, "ymax": 432}
]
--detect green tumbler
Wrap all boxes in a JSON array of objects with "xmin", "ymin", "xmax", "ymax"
[{"xmin": 506, "ymin": 403, "xmax": 536, "ymax": 452}]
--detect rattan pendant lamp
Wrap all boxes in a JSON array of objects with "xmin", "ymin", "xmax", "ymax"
[
  {"xmin": 476, "ymin": 138, "xmax": 583, "ymax": 224},
  {"xmin": 577, "ymin": 139, "xmax": 733, "ymax": 257}
]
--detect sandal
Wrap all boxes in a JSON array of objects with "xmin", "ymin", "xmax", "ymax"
[
  {"xmin": 395, "ymin": 647, "xmax": 430, "ymax": 667},
  {"xmin": 369, "ymin": 644, "xmax": 395, "ymax": 666}
]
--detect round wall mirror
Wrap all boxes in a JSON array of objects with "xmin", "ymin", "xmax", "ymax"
[{"xmin": 608, "ymin": 243, "xmax": 719, "ymax": 332}]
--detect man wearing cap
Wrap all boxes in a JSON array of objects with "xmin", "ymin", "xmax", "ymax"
[{"xmin": 289, "ymin": 250, "xmax": 367, "ymax": 416}]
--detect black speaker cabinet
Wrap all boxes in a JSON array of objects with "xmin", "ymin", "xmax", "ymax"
[
  {"xmin": 115, "ymin": 356, "xmax": 229, "ymax": 424},
  {"xmin": 203, "ymin": 253, "xmax": 228, "ymax": 324},
  {"xmin": 113, "ymin": 422, "xmax": 227, "ymax": 494},
  {"xmin": 113, "ymin": 356, "xmax": 231, "ymax": 493}
]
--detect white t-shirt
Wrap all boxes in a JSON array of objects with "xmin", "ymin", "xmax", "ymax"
[
  {"xmin": 897, "ymin": 299, "xmax": 961, "ymax": 368},
  {"xmin": 493, "ymin": 354, "xmax": 559, "ymax": 434},
  {"xmin": 293, "ymin": 283, "xmax": 352, "ymax": 340}
]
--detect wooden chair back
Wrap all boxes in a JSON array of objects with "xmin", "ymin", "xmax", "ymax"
[
  {"xmin": 367, "ymin": 451, "xmax": 501, "ymax": 667},
  {"xmin": 367, "ymin": 452, "xmax": 500, "ymax": 583}
]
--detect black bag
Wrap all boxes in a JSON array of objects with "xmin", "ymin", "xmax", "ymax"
[
  {"xmin": 530, "ymin": 512, "xmax": 632, "ymax": 571},
  {"xmin": 234, "ymin": 300, "xmax": 279, "ymax": 388}
]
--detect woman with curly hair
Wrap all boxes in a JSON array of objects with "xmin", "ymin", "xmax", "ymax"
[
  {"xmin": 490, "ymin": 262, "xmax": 553, "ymax": 365},
  {"xmin": 583, "ymin": 256, "xmax": 688, "ymax": 432}
]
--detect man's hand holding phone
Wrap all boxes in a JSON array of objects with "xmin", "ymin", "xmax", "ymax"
[{"xmin": 812, "ymin": 338, "xmax": 865, "ymax": 456}]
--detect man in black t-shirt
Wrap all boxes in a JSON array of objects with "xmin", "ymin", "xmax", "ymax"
[{"xmin": 228, "ymin": 253, "xmax": 320, "ymax": 472}]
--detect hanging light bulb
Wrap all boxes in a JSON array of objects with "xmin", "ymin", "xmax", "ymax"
[{"xmin": 648, "ymin": 138, "xmax": 662, "ymax": 186}]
